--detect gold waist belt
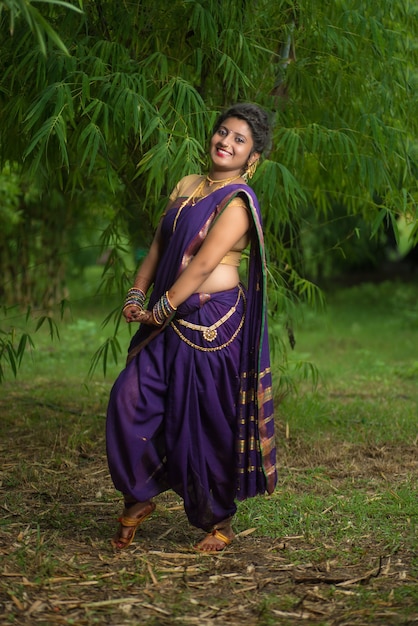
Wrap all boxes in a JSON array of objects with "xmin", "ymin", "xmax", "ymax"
[{"xmin": 170, "ymin": 286, "xmax": 245, "ymax": 352}]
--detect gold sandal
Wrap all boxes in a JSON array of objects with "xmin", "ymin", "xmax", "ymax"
[
  {"xmin": 111, "ymin": 501, "xmax": 156, "ymax": 550},
  {"xmin": 195, "ymin": 528, "xmax": 233, "ymax": 552}
]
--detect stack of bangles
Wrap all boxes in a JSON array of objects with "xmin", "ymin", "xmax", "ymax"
[
  {"xmin": 123, "ymin": 288, "xmax": 146, "ymax": 312},
  {"xmin": 152, "ymin": 291, "xmax": 177, "ymax": 326}
]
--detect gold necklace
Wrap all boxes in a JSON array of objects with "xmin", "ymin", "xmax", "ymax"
[
  {"xmin": 172, "ymin": 174, "xmax": 242, "ymax": 232},
  {"xmin": 206, "ymin": 174, "xmax": 243, "ymax": 187}
]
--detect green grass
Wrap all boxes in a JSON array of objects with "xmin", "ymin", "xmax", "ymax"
[{"xmin": 278, "ymin": 280, "xmax": 418, "ymax": 444}]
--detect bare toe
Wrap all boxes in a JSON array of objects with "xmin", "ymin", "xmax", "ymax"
[{"xmin": 195, "ymin": 528, "xmax": 234, "ymax": 552}]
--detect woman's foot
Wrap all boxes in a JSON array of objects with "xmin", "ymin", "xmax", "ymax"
[
  {"xmin": 111, "ymin": 500, "xmax": 156, "ymax": 550},
  {"xmin": 195, "ymin": 521, "xmax": 235, "ymax": 552}
]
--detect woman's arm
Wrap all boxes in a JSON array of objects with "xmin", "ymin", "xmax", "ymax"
[
  {"xmin": 167, "ymin": 200, "xmax": 250, "ymax": 307},
  {"xmin": 129, "ymin": 175, "xmax": 203, "ymax": 296}
]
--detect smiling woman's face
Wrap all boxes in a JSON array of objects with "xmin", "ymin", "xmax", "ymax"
[{"xmin": 209, "ymin": 117, "xmax": 258, "ymax": 177}]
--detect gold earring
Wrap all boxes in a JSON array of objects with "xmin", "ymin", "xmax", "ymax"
[{"xmin": 245, "ymin": 160, "xmax": 258, "ymax": 180}]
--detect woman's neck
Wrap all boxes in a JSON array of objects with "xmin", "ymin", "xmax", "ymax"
[{"xmin": 206, "ymin": 172, "xmax": 243, "ymax": 187}]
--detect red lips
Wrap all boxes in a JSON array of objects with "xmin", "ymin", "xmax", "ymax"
[{"xmin": 215, "ymin": 146, "xmax": 232, "ymax": 157}]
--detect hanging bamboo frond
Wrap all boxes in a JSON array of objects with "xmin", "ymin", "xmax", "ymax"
[{"xmin": 1, "ymin": 0, "xmax": 82, "ymax": 54}]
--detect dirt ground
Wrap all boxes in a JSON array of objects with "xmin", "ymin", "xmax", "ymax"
[{"xmin": 0, "ymin": 396, "xmax": 417, "ymax": 626}]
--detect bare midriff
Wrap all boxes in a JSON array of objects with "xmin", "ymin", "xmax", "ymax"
[
  {"xmin": 193, "ymin": 230, "xmax": 248, "ymax": 294},
  {"xmin": 196, "ymin": 263, "xmax": 240, "ymax": 294}
]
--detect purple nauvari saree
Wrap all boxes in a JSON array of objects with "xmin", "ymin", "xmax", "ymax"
[{"xmin": 106, "ymin": 184, "xmax": 277, "ymax": 531}]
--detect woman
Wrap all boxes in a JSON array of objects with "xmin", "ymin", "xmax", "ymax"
[{"xmin": 106, "ymin": 103, "xmax": 277, "ymax": 552}]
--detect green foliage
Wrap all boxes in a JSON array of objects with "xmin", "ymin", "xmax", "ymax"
[
  {"xmin": 0, "ymin": 0, "xmax": 82, "ymax": 54},
  {"xmin": 0, "ymin": 0, "xmax": 417, "ymax": 377},
  {"xmin": 0, "ymin": 163, "xmax": 24, "ymax": 234},
  {"xmin": 0, "ymin": 324, "xmax": 34, "ymax": 380},
  {"xmin": 0, "ymin": 307, "xmax": 62, "ymax": 382}
]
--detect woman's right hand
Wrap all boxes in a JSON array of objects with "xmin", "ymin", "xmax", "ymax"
[{"xmin": 123, "ymin": 304, "xmax": 143, "ymax": 323}]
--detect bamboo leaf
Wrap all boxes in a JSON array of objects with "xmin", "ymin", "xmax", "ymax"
[
  {"xmin": 110, "ymin": 336, "xmax": 121, "ymax": 364},
  {"xmin": 32, "ymin": 0, "xmax": 82, "ymax": 9},
  {"xmin": 370, "ymin": 207, "xmax": 388, "ymax": 239},
  {"xmin": 35, "ymin": 315, "xmax": 60, "ymax": 340},
  {"xmin": 5, "ymin": 343, "xmax": 17, "ymax": 376},
  {"xmin": 79, "ymin": 122, "xmax": 106, "ymax": 173},
  {"xmin": 24, "ymin": 111, "xmax": 69, "ymax": 168},
  {"xmin": 10, "ymin": 0, "xmax": 81, "ymax": 56}
]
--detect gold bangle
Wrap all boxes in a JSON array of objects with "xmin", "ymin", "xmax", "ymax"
[{"xmin": 165, "ymin": 291, "xmax": 177, "ymax": 311}]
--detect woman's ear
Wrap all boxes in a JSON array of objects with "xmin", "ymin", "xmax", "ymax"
[
  {"xmin": 248, "ymin": 152, "xmax": 260, "ymax": 167},
  {"xmin": 244, "ymin": 153, "xmax": 261, "ymax": 180}
]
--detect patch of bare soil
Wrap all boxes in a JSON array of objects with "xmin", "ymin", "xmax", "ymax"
[{"xmin": 0, "ymin": 395, "xmax": 417, "ymax": 625}]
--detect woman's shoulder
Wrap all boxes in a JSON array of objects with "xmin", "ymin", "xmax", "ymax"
[
  {"xmin": 229, "ymin": 182, "xmax": 259, "ymax": 206},
  {"xmin": 169, "ymin": 174, "xmax": 202, "ymax": 201}
]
